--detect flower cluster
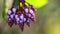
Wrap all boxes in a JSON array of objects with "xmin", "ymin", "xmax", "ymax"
[{"xmin": 7, "ymin": 0, "xmax": 37, "ymax": 31}]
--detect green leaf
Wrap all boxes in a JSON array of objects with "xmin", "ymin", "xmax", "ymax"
[{"xmin": 2, "ymin": 0, "xmax": 6, "ymax": 20}]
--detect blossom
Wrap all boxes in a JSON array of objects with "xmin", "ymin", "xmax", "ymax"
[{"xmin": 7, "ymin": 0, "xmax": 37, "ymax": 31}]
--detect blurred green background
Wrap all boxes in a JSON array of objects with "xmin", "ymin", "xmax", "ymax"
[{"xmin": 0, "ymin": 0, "xmax": 60, "ymax": 34}]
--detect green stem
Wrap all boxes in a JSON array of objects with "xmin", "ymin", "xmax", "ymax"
[{"xmin": 2, "ymin": 0, "xmax": 6, "ymax": 20}]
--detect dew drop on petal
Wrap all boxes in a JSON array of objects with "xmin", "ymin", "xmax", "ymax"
[
  {"xmin": 15, "ymin": 15, "xmax": 18, "ymax": 18},
  {"xmin": 25, "ymin": 8, "xmax": 28, "ymax": 13},
  {"xmin": 27, "ymin": 18, "xmax": 30, "ymax": 22},
  {"xmin": 29, "ymin": 14, "xmax": 31, "ymax": 17},
  {"xmin": 9, "ymin": 18, "xmax": 11, "ymax": 20},
  {"xmin": 29, "ymin": 9, "xmax": 34, "ymax": 14},
  {"xmin": 8, "ymin": 10, "xmax": 12, "ymax": 14},
  {"xmin": 16, "ymin": 17, "xmax": 19, "ymax": 21},
  {"xmin": 20, "ymin": 14, "xmax": 24, "ymax": 20},
  {"xmin": 24, "ymin": 18, "xmax": 26, "ymax": 21},
  {"xmin": 12, "ymin": 8, "xmax": 16, "ymax": 13},
  {"xmin": 20, "ymin": 20, "xmax": 23, "ymax": 23},
  {"xmin": 10, "ymin": 14, "xmax": 14, "ymax": 18}
]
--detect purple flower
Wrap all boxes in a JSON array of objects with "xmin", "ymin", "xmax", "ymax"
[
  {"xmin": 7, "ymin": 0, "xmax": 37, "ymax": 31},
  {"xmin": 8, "ymin": 6, "xmax": 17, "ymax": 27},
  {"xmin": 29, "ymin": 5, "xmax": 37, "ymax": 12}
]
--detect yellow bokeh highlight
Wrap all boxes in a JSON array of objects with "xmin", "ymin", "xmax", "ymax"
[
  {"xmin": 5, "ymin": 8, "xmax": 8, "ymax": 13},
  {"xmin": 26, "ymin": 0, "xmax": 48, "ymax": 8},
  {"xmin": 20, "ymin": 2, "xmax": 23, "ymax": 7},
  {"xmin": 5, "ymin": 2, "xmax": 9, "ymax": 13},
  {"xmin": 44, "ymin": 17, "xmax": 60, "ymax": 34}
]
